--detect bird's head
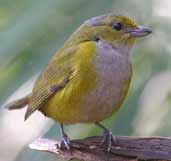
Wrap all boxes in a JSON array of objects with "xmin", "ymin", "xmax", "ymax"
[{"xmin": 65, "ymin": 14, "xmax": 152, "ymax": 51}]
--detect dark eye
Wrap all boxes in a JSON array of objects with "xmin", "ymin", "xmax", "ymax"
[
  {"xmin": 112, "ymin": 22, "xmax": 122, "ymax": 31},
  {"xmin": 93, "ymin": 35, "xmax": 100, "ymax": 42}
]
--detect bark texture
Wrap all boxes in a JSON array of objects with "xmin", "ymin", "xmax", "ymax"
[{"xmin": 29, "ymin": 136, "xmax": 171, "ymax": 161}]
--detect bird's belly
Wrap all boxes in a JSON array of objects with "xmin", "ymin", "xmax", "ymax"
[
  {"xmin": 41, "ymin": 42, "xmax": 132, "ymax": 124},
  {"xmin": 79, "ymin": 58, "xmax": 132, "ymax": 122}
]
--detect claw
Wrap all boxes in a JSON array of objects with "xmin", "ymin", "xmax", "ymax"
[
  {"xmin": 58, "ymin": 134, "xmax": 71, "ymax": 150},
  {"xmin": 95, "ymin": 122, "xmax": 116, "ymax": 151},
  {"xmin": 57, "ymin": 123, "xmax": 72, "ymax": 151},
  {"xmin": 100, "ymin": 129, "xmax": 116, "ymax": 151}
]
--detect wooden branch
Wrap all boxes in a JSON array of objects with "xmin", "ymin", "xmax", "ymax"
[{"xmin": 29, "ymin": 136, "xmax": 171, "ymax": 161}]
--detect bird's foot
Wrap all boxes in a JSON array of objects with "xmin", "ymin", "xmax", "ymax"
[
  {"xmin": 57, "ymin": 134, "xmax": 71, "ymax": 150},
  {"xmin": 100, "ymin": 129, "xmax": 116, "ymax": 152}
]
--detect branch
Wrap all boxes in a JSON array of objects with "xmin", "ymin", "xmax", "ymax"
[{"xmin": 29, "ymin": 136, "xmax": 171, "ymax": 161}]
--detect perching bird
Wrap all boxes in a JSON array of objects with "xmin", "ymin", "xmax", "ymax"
[{"xmin": 5, "ymin": 13, "xmax": 152, "ymax": 151}]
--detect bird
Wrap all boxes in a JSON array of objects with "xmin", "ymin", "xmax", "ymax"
[{"xmin": 4, "ymin": 13, "xmax": 152, "ymax": 151}]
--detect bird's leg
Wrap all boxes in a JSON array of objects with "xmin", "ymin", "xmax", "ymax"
[
  {"xmin": 95, "ymin": 122, "xmax": 116, "ymax": 151},
  {"xmin": 58, "ymin": 123, "xmax": 71, "ymax": 150}
]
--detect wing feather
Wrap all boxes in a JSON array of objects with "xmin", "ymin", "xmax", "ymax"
[
  {"xmin": 24, "ymin": 76, "xmax": 70, "ymax": 120},
  {"xmin": 24, "ymin": 46, "xmax": 77, "ymax": 120}
]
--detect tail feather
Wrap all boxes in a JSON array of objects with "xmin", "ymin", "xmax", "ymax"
[{"xmin": 4, "ymin": 94, "xmax": 31, "ymax": 110}]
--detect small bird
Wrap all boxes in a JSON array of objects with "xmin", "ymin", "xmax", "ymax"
[{"xmin": 5, "ymin": 13, "xmax": 152, "ymax": 151}]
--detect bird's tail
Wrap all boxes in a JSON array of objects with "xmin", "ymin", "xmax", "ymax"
[{"xmin": 4, "ymin": 94, "xmax": 31, "ymax": 110}]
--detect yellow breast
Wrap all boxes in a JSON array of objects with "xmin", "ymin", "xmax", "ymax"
[{"xmin": 41, "ymin": 41, "xmax": 98, "ymax": 123}]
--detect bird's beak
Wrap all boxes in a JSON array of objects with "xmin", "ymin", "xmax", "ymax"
[{"xmin": 127, "ymin": 25, "xmax": 152, "ymax": 38}]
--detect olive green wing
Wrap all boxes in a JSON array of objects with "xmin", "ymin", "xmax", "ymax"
[
  {"xmin": 24, "ymin": 76, "xmax": 70, "ymax": 120},
  {"xmin": 24, "ymin": 46, "xmax": 77, "ymax": 120}
]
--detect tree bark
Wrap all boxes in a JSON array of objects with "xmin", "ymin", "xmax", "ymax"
[{"xmin": 29, "ymin": 136, "xmax": 171, "ymax": 161}]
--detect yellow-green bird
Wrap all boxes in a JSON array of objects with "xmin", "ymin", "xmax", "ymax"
[{"xmin": 5, "ymin": 13, "xmax": 152, "ymax": 151}]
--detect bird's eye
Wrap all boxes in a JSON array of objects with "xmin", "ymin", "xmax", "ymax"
[
  {"xmin": 93, "ymin": 36, "xmax": 100, "ymax": 42},
  {"xmin": 112, "ymin": 22, "xmax": 122, "ymax": 31}
]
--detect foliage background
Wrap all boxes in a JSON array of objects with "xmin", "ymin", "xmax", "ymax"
[{"xmin": 0, "ymin": 0, "xmax": 171, "ymax": 161}]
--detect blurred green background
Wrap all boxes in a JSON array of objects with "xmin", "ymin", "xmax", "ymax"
[{"xmin": 0, "ymin": 0, "xmax": 171, "ymax": 161}]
